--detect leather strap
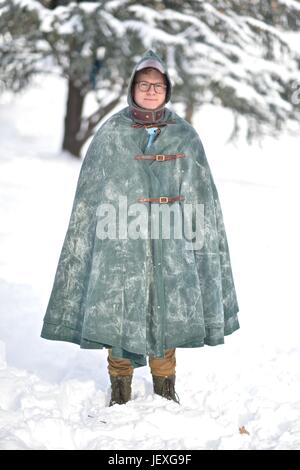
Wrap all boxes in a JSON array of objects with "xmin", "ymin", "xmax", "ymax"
[
  {"xmin": 134, "ymin": 153, "xmax": 186, "ymax": 161},
  {"xmin": 137, "ymin": 195, "xmax": 185, "ymax": 204},
  {"xmin": 130, "ymin": 108, "xmax": 165, "ymax": 124},
  {"xmin": 131, "ymin": 120, "xmax": 177, "ymax": 128}
]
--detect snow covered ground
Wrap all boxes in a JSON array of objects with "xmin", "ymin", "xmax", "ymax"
[{"xmin": 0, "ymin": 74, "xmax": 300, "ymax": 450}]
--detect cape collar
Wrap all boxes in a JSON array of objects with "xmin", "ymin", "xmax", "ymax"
[{"xmin": 129, "ymin": 101, "xmax": 166, "ymax": 125}]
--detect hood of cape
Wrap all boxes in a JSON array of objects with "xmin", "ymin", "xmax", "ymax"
[{"xmin": 127, "ymin": 49, "xmax": 172, "ymax": 125}]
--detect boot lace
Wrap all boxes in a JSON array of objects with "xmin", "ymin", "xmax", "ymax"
[{"xmin": 161, "ymin": 377, "xmax": 180, "ymax": 404}]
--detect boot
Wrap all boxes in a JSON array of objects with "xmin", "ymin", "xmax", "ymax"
[
  {"xmin": 109, "ymin": 375, "xmax": 133, "ymax": 406},
  {"xmin": 152, "ymin": 375, "xmax": 180, "ymax": 404}
]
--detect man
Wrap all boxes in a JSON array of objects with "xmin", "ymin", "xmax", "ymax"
[{"xmin": 41, "ymin": 49, "xmax": 240, "ymax": 407}]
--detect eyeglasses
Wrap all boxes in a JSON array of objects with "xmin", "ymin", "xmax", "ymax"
[{"xmin": 134, "ymin": 81, "xmax": 167, "ymax": 94}]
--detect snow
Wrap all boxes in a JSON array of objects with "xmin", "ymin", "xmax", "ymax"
[
  {"xmin": 0, "ymin": 74, "xmax": 300, "ymax": 450},
  {"xmin": 123, "ymin": 20, "xmax": 183, "ymax": 47},
  {"xmin": 278, "ymin": 0, "xmax": 300, "ymax": 11},
  {"xmin": 7, "ymin": 0, "xmax": 125, "ymax": 37}
]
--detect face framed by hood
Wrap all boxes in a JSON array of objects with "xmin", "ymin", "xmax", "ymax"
[
  {"xmin": 132, "ymin": 67, "xmax": 167, "ymax": 110},
  {"xmin": 127, "ymin": 49, "xmax": 172, "ymax": 125}
]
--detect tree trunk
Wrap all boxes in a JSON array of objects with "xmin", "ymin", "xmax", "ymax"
[
  {"xmin": 62, "ymin": 78, "xmax": 85, "ymax": 158},
  {"xmin": 185, "ymin": 99, "xmax": 194, "ymax": 124}
]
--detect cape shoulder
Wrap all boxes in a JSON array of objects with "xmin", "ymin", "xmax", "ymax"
[
  {"xmin": 92, "ymin": 106, "xmax": 202, "ymax": 139},
  {"xmin": 83, "ymin": 106, "xmax": 207, "ymax": 170}
]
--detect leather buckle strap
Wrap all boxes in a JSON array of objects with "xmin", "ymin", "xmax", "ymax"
[
  {"xmin": 131, "ymin": 120, "xmax": 177, "ymax": 128},
  {"xmin": 134, "ymin": 153, "xmax": 186, "ymax": 161},
  {"xmin": 137, "ymin": 195, "xmax": 185, "ymax": 204}
]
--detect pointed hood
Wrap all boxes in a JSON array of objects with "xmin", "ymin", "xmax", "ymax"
[{"xmin": 127, "ymin": 49, "xmax": 172, "ymax": 124}]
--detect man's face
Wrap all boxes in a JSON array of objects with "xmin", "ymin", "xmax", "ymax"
[{"xmin": 133, "ymin": 69, "xmax": 167, "ymax": 110}]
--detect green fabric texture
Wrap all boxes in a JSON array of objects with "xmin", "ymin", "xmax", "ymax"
[{"xmin": 41, "ymin": 49, "xmax": 240, "ymax": 369}]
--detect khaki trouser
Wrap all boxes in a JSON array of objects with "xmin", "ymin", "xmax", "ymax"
[{"xmin": 107, "ymin": 348, "xmax": 176, "ymax": 377}]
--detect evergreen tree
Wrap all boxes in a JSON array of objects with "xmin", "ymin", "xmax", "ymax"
[{"xmin": 0, "ymin": 0, "xmax": 299, "ymax": 157}]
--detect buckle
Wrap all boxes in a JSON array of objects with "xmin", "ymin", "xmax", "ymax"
[
  {"xmin": 159, "ymin": 196, "xmax": 169, "ymax": 203},
  {"xmin": 156, "ymin": 154, "xmax": 165, "ymax": 161}
]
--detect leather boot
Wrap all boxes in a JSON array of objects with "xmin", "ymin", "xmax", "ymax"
[
  {"xmin": 109, "ymin": 375, "xmax": 133, "ymax": 406},
  {"xmin": 152, "ymin": 374, "xmax": 180, "ymax": 404}
]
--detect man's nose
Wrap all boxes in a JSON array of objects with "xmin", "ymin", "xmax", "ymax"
[{"xmin": 147, "ymin": 84, "xmax": 157, "ymax": 93}]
